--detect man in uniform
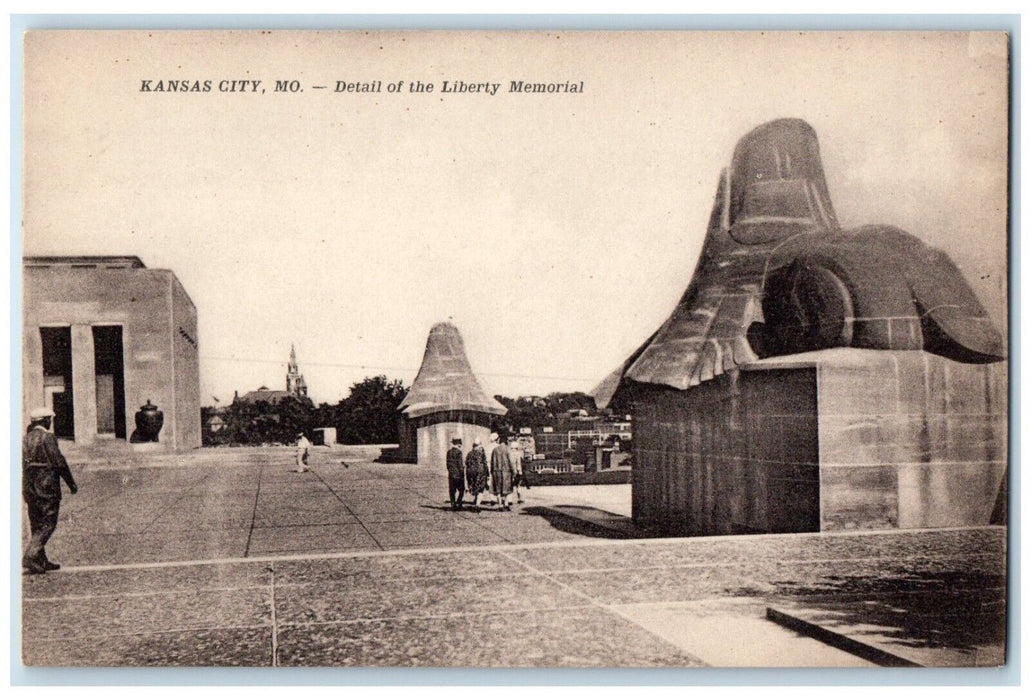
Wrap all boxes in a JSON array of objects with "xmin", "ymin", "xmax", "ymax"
[
  {"xmin": 22, "ymin": 407, "xmax": 78, "ymax": 575},
  {"xmin": 446, "ymin": 437, "xmax": 465, "ymax": 510}
]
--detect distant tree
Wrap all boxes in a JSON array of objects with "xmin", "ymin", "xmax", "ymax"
[
  {"xmin": 545, "ymin": 391, "xmax": 598, "ymax": 415},
  {"xmin": 201, "ymin": 396, "xmax": 314, "ymax": 446},
  {"xmin": 335, "ymin": 375, "xmax": 408, "ymax": 444},
  {"xmin": 494, "ymin": 395, "xmax": 553, "ymax": 434}
]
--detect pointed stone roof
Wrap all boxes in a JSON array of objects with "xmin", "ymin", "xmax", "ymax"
[{"xmin": 398, "ymin": 322, "xmax": 507, "ymax": 419}]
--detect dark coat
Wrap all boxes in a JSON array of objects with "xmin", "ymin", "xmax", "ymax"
[
  {"xmin": 490, "ymin": 443, "xmax": 515, "ymax": 497},
  {"xmin": 446, "ymin": 446, "xmax": 465, "ymax": 479},
  {"xmin": 23, "ymin": 426, "xmax": 76, "ymax": 502},
  {"xmin": 465, "ymin": 446, "xmax": 488, "ymax": 494}
]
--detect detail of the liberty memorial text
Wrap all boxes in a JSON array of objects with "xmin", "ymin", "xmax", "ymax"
[{"xmin": 138, "ymin": 78, "xmax": 586, "ymax": 94}]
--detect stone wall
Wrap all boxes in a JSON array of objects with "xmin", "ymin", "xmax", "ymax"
[
  {"xmin": 632, "ymin": 368, "xmax": 820, "ymax": 536},
  {"xmin": 399, "ymin": 410, "xmax": 495, "ymax": 468},
  {"xmin": 812, "ymin": 350, "xmax": 1007, "ymax": 530},
  {"xmin": 631, "ymin": 348, "xmax": 1007, "ymax": 535}
]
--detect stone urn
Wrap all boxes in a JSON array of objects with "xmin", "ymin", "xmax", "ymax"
[{"xmin": 134, "ymin": 400, "xmax": 164, "ymax": 442}]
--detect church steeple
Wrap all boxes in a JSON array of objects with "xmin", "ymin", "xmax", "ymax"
[{"xmin": 286, "ymin": 343, "xmax": 308, "ymax": 398}]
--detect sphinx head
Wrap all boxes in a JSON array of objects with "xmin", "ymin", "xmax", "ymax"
[{"xmin": 727, "ymin": 118, "xmax": 838, "ymax": 245}]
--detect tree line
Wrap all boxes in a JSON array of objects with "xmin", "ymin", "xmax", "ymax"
[
  {"xmin": 201, "ymin": 375, "xmax": 408, "ymax": 446},
  {"xmin": 201, "ymin": 378, "xmax": 602, "ymax": 447}
]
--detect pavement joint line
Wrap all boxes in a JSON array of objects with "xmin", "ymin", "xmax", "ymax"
[
  {"xmin": 46, "ymin": 545, "xmax": 1003, "ymax": 576},
  {"xmin": 25, "ymin": 584, "xmax": 272, "ymax": 602},
  {"xmin": 23, "ymin": 569, "xmax": 1005, "ymax": 604},
  {"xmin": 310, "ymin": 467, "xmax": 385, "ymax": 551},
  {"xmin": 268, "ymin": 564, "xmax": 279, "ymax": 667},
  {"xmin": 273, "ymin": 603, "xmax": 600, "ymax": 628},
  {"xmin": 493, "ymin": 549, "xmax": 707, "ymax": 666},
  {"xmin": 242, "ymin": 461, "xmax": 265, "ymax": 557},
  {"xmin": 26, "ymin": 621, "xmax": 272, "ymax": 643},
  {"xmin": 44, "ymin": 525, "xmax": 1002, "ymax": 573}
]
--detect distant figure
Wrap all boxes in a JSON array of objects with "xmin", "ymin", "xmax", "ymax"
[
  {"xmin": 294, "ymin": 433, "xmax": 311, "ymax": 473},
  {"xmin": 465, "ymin": 439, "xmax": 489, "ymax": 508},
  {"xmin": 509, "ymin": 437, "xmax": 526, "ymax": 504},
  {"xmin": 490, "ymin": 435, "xmax": 516, "ymax": 511},
  {"xmin": 446, "ymin": 438, "xmax": 465, "ymax": 510},
  {"xmin": 22, "ymin": 407, "xmax": 78, "ymax": 575}
]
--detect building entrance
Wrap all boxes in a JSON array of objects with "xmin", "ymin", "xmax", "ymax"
[
  {"xmin": 40, "ymin": 326, "xmax": 74, "ymax": 439},
  {"xmin": 93, "ymin": 325, "xmax": 127, "ymax": 439}
]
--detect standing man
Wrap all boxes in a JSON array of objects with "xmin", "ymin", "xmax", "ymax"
[
  {"xmin": 22, "ymin": 407, "xmax": 78, "ymax": 575},
  {"xmin": 446, "ymin": 438, "xmax": 465, "ymax": 510},
  {"xmin": 509, "ymin": 436, "xmax": 526, "ymax": 504},
  {"xmin": 490, "ymin": 433, "xmax": 516, "ymax": 511}
]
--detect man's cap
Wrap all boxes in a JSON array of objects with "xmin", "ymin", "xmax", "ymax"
[
  {"xmin": 473, "ymin": 439, "xmax": 483, "ymax": 447},
  {"xmin": 30, "ymin": 407, "xmax": 55, "ymax": 420},
  {"xmin": 451, "ymin": 438, "xmax": 463, "ymax": 445},
  {"xmin": 490, "ymin": 432, "xmax": 499, "ymax": 441}
]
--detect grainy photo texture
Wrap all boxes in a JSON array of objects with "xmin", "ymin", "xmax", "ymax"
[{"xmin": 20, "ymin": 30, "xmax": 1008, "ymax": 668}]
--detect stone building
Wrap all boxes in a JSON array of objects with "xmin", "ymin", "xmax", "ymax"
[
  {"xmin": 22, "ymin": 255, "xmax": 201, "ymax": 451},
  {"xmin": 598, "ymin": 119, "xmax": 1007, "ymax": 536},
  {"xmin": 397, "ymin": 322, "xmax": 507, "ymax": 467}
]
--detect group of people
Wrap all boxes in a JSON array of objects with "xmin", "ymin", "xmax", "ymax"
[{"xmin": 445, "ymin": 432, "xmax": 527, "ymax": 511}]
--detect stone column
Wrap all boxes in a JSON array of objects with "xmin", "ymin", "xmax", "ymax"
[
  {"xmin": 71, "ymin": 324, "xmax": 96, "ymax": 445},
  {"xmin": 22, "ymin": 326, "xmax": 44, "ymax": 427}
]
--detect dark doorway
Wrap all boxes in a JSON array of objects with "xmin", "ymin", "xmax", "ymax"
[
  {"xmin": 92, "ymin": 326, "xmax": 126, "ymax": 439},
  {"xmin": 40, "ymin": 326, "xmax": 74, "ymax": 439}
]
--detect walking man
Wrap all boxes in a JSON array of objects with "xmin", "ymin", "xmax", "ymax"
[
  {"xmin": 446, "ymin": 438, "xmax": 465, "ymax": 510},
  {"xmin": 464, "ymin": 439, "xmax": 489, "ymax": 508},
  {"xmin": 22, "ymin": 407, "xmax": 78, "ymax": 575},
  {"xmin": 294, "ymin": 432, "xmax": 311, "ymax": 473}
]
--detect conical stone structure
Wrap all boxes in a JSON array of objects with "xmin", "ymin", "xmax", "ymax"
[{"xmin": 398, "ymin": 322, "xmax": 506, "ymax": 466}]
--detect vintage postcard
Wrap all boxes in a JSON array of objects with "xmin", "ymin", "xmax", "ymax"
[{"xmin": 18, "ymin": 29, "xmax": 1009, "ymax": 669}]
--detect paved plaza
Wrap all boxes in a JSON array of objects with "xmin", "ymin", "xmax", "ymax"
[{"xmin": 19, "ymin": 446, "xmax": 1007, "ymax": 668}]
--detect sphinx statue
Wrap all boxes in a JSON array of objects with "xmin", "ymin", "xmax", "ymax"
[{"xmin": 601, "ymin": 118, "xmax": 1003, "ymax": 401}]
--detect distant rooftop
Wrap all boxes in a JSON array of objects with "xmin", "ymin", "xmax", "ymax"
[
  {"xmin": 24, "ymin": 255, "xmax": 146, "ymax": 269},
  {"xmin": 238, "ymin": 388, "xmax": 296, "ymax": 404}
]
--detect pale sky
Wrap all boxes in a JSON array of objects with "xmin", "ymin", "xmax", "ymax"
[{"xmin": 22, "ymin": 30, "xmax": 1010, "ymax": 405}]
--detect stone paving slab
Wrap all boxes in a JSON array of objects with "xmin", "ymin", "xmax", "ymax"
[
  {"xmin": 47, "ymin": 529, "xmax": 253, "ymax": 566},
  {"xmin": 275, "ymin": 572, "xmax": 586, "ymax": 625},
  {"xmin": 275, "ymin": 607, "xmax": 705, "ymax": 667},
  {"xmin": 272, "ymin": 551, "xmax": 515, "ymax": 585},
  {"xmin": 613, "ymin": 598, "xmax": 877, "ymax": 667},
  {"xmin": 24, "ymin": 626, "xmax": 274, "ymax": 667},
  {"xmin": 247, "ymin": 524, "xmax": 379, "ymax": 555},
  {"xmin": 20, "ymin": 561, "xmax": 268, "ymax": 599},
  {"xmin": 24, "ymin": 586, "xmax": 270, "ymax": 641}
]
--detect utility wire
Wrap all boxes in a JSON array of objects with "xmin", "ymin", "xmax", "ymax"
[{"xmin": 199, "ymin": 355, "xmax": 598, "ymax": 383}]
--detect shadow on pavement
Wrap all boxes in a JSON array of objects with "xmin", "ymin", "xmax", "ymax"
[
  {"xmin": 519, "ymin": 506, "xmax": 633, "ymax": 539},
  {"xmin": 761, "ymin": 568, "xmax": 1006, "ymax": 652}
]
